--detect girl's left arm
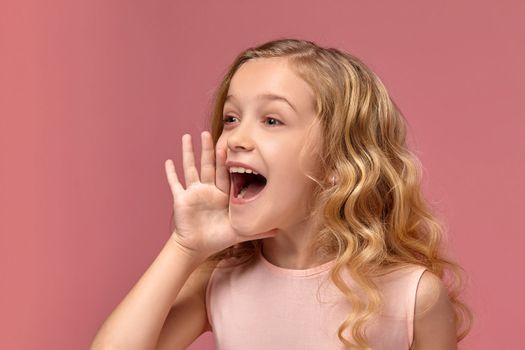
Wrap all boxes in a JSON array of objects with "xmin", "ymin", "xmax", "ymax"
[{"xmin": 410, "ymin": 271, "xmax": 458, "ymax": 350}]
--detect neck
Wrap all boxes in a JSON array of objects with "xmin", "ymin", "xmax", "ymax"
[{"xmin": 260, "ymin": 215, "xmax": 336, "ymax": 269}]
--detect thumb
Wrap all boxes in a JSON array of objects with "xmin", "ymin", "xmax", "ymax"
[{"xmin": 215, "ymin": 146, "xmax": 230, "ymax": 195}]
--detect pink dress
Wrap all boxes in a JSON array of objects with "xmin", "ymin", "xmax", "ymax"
[{"xmin": 205, "ymin": 249, "xmax": 427, "ymax": 350}]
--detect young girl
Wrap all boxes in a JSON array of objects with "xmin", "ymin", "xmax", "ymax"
[{"xmin": 91, "ymin": 38, "xmax": 472, "ymax": 350}]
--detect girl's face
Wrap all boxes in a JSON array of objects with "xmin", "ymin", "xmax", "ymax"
[{"xmin": 216, "ymin": 57, "xmax": 323, "ymax": 237}]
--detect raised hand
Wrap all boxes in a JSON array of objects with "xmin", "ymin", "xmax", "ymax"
[{"xmin": 164, "ymin": 131, "xmax": 277, "ymax": 260}]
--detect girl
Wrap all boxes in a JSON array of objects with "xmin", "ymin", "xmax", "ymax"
[{"xmin": 91, "ymin": 39, "xmax": 473, "ymax": 350}]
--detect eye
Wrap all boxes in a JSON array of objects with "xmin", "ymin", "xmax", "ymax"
[
  {"xmin": 264, "ymin": 117, "xmax": 283, "ymax": 126},
  {"xmin": 222, "ymin": 115, "xmax": 283, "ymax": 126},
  {"xmin": 222, "ymin": 115, "xmax": 238, "ymax": 124}
]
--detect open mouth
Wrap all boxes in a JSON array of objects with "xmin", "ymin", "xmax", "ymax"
[{"xmin": 231, "ymin": 172, "xmax": 267, "ymax": 200}]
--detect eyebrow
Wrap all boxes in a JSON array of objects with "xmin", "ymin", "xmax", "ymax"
[{"xmin": 225, "ymin": 93, "xmax": 298, "ymax": 113}]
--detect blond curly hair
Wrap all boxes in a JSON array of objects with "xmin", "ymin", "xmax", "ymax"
[{"xmin": 201, "ymin": 38, "xmax": 473, "ymax": 349}]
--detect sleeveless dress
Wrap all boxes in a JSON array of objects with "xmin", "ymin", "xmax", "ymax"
[{"xmin": 205, "ymin": 249, "xmax": 427, "ymax": 350}]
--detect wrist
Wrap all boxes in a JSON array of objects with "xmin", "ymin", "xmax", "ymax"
[{"xmin": 167, "ymin": 234, "xmax": 208, "ymax": 266}]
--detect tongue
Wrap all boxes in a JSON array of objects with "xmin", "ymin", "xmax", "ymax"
[{"xmin": 242, "ymin": 182, "xmax": 265, "ymax": 199}]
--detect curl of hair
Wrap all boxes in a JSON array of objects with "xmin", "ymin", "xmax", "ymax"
[{"xmin": 189, "ymin": 38, "xmax": 473, "ymax": 349}]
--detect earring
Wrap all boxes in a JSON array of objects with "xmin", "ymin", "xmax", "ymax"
[{"xmin": 330, "ymin": 175, "xmax": 337, "ymax": 185}]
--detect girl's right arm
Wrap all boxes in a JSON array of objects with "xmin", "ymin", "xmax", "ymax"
[
  {"xmin": 90, "ymin": 132, "xmax": 277, "ymax": 350},
  {"xmin": 89, "ymin": 236, "xmax": 209, "ymax": 350}
]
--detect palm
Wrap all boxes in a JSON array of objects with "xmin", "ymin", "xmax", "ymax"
[{"xmin": 172, "ymin": 181, "xmax": 235, "ymax": 254}]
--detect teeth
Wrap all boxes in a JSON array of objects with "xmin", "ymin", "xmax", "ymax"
[
  {"xmin": 237, "ymin": 187, "xmax": 247, "ymax": 199},
  {"xmin": 229, "ymin": 166, "xmax": 259, "ymax": 175}
]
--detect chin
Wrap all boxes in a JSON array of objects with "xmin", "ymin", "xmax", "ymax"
[
  {"xmin": 229, "ymin": 214, "xmax": 276, "ymax": 238},
  {"xmin": 229, "ymin": 214, "xmax": 255, "ymax": 236}
]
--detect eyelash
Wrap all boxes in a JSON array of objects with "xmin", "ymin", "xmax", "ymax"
[{"xmin": 222, "ymin": 115, "xmax": 283, "ymax": 126}]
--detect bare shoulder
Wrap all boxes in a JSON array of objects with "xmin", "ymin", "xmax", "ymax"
[
  {"xmin": 179, "ymin": 258, "xmax": 221, "ymax": 330},
  {"xmin": 411, "ymin": 270, "xmax": 457, "ymax": 350},
  {"xmin": 415, "ymin": 270, "xmax": 448, "ymax": 315}
]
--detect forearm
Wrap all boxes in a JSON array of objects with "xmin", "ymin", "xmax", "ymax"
[{"xmin": 90, "ymin": 236, "xmax": 205, "ymax": 350}]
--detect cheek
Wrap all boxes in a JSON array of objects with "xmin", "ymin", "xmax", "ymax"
[{"xmin": 272, "ymin": 160, "xmax": 311, "ymax": 190}]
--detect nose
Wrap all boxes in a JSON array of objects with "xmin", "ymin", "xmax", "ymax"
[{"xmin": 226, "ymin": 121, "xmax": 255, "ymax": 152}]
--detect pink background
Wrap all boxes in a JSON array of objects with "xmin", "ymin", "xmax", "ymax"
[{"xmin": 1, "ymin": 0, "xmax": 523, "ymax": 349}]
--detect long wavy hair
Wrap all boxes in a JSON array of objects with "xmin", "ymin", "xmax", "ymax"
[{"xmin": 199, "ymin": 38, "xmax": 472, "ymax": 349}]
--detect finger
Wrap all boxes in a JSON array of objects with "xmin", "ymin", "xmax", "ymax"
[
  {"xmin": 182, "ymin": 134, "xmax": 200, "ymax": 187},
  {"xmin": 215, "ymin": 144, "xmax": 230, "ymax": 195},
  {"xmin": 200, "ymin": 131, "xmax": 215, "ymax": 185},
  {"xmin": 164, "ymin": 159, "xmax": 183, "ymax": 195}
]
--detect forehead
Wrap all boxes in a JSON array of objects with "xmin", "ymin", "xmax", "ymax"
[{"xmin": 226, "ymin": 57, "xmax": 315, "ymax": 113}]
